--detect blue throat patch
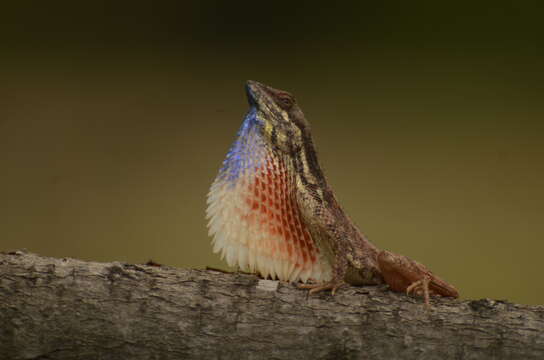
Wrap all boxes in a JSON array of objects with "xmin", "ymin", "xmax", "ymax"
[{"xmin": 218, "ymin": 107, "xmax": 266, "ymax": 185}]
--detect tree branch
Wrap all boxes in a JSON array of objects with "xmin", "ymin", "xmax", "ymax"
[{"xmin": 1, "ymin": 251, "xmax": 543, "ymax": 359}]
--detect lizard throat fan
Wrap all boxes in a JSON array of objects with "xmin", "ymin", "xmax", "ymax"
[{"xmin": 206, "ymin": 81, "xmax": 332, "ymax": 282}]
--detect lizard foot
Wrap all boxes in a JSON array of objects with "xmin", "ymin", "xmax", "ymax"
[
  {"xmin": 406, "ymin": 275, "xmax": 431, "ymax": 307},
  {"xmin": 378, "ymin": 250, "xmax": 458, "ymax": 307},
  {"xmin": 298, "ymin": 281, "xmax": 346, "ymax": 296}
]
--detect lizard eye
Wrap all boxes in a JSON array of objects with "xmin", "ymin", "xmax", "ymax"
[{"xmin": 277, "ymin": 93, "xmax": 294, "ymax": 109}]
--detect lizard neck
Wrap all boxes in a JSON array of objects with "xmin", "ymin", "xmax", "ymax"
[{"xmin": 291, "ymin": 133, "xmax": 327, "ymax": 188}]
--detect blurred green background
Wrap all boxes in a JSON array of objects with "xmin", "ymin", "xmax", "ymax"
[{"xmin": 1, "ymin": 2, "xmax": 543, "ymax": 304}]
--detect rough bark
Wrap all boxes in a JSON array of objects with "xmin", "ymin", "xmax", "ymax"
[{"xmin": 0, "ymin": 251, "xmax": 543, "ymax": 360}]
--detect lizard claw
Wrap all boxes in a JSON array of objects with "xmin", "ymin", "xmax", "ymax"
[{"xmin": 299, "ymin": 281, "xmax": 346, "ymax": 296}]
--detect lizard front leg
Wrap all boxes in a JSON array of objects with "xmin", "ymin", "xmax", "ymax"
[
  {"xmin": 298, "ymin": 249, "xmax": 348, "ymax": 295},
  {"xmin": 377, "ymin": 250, "xmax": 459, "ymax": 306}
]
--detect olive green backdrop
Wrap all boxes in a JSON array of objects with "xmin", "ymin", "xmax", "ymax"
[{"xmin": 1, "ymin": 2, "xmax": 543, "ymax": 304}]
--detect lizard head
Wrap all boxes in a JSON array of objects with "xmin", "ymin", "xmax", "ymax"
[{"xmin": 245, "ymin": 80, "xmax": 310, "ymax": 154}]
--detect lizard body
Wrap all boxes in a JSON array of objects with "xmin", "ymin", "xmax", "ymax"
[{"xmin": 207, "ymin": 80, "xmax": 458, "ymax": 304}]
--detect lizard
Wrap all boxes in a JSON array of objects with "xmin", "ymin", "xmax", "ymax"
[{"xmin": 206, "ymin": 80, "xmax": 459, "ymax": 306}]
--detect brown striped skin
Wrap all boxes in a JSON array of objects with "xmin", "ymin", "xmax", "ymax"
[{"xmin": 226, "ymin": 81, "xmax": 459, "ymax": 305}]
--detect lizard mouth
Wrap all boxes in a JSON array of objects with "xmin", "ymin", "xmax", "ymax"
[
  {"xmin": 245, "ymin": 80, "xmax": 281, "ymax": 118},
  {"xmin": 245, "ymin": 80, "xmax": 264, "ymax": 107}
]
